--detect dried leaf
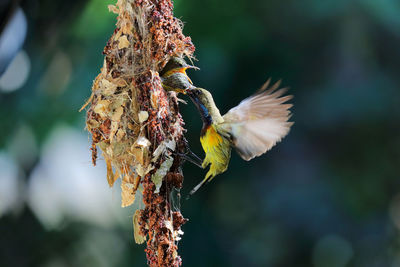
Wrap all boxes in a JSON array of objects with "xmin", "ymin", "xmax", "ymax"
[
  {"xmin": 151, "ymin": 156, "xmax": 173, "ymax": 193},
  {"xmin": 116, "ymin": 129, "xmax": 125, "ymax": 141},
  {"xmin": 133, "ymin": 175, "xmax": 141, "ymax": 190},
  {"xmin": 121, "ymin": 179, "xmax": 135, "ymax": 207},
  {"xmin": 138, "ymin": 111, "xmax": 149, "ymax": 123},
  {"xmin": 131, "ymin": 136, "xmax": 151, "ymax": 165},
  {"xmin": 101, "ymin": 79, "xmax": 117, "ymax": 96},
  {"xmin": 133, "ymin": 210, "xmax": 146, "ymax": 244},
  {"xmin": 136, "ymin": 164, "xmax": 153, "ymax": 177},
  {"xmin": 131, "ymin": 147, "xmax": 144, "ymax": 165},
  {"xmin": 111, "ymin": 141, "xmax": 126, "ymax": 157},
  {"xmin": 165, "ymin": 139, "xmax": 176, "ymax": 151},
  {"xmin": 112, "ymin": 106, "xmax": 124, "ymax": 121},
  {"xmin": 109, "ymin": 98, "xmax": 126, "ymax": 113},
  {"xmin": 136, "ymin": 136, "xmax": 151, "ymax": 147},
  {"xmin": 86, "ymin": 119, "xmax": 100, "ymax": 128},
  {"xmin": 152, "ymin": 139, "xmax": 176, "ymax": 163},
  {"xmin": 121, "ymin": 22, "xmax": 133, "ymax": 35},
  {"xmin": 114, "ymin": 78, "xmax": 128, "ymax": 87},
  {"xmin": 93, "ymin": 100, "xmax": 110, "ymax": 117},
  {"xmin": 105, "ymin": 157, "xmax": 117, "ymax": 187},
  {"xmin": 118, "ymin": 35, "xmax": 130, "ymax": 49},
  {"xmin": 121, "ymin": 174, "xmax": 141, "ymax": 207}
]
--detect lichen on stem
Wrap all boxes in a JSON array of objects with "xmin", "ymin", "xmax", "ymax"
[{"xmin": 82, "ymin": 0, "xmax": 195, "ymax": 266}]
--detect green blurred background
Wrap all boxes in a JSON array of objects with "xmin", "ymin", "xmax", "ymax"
[{"xmin": 1, "ymin": 0, "xmax": 400, "ymax": 266}]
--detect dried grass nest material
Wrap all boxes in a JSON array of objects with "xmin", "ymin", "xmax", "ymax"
[
  {"xmin": 82, "ymin": 0, "xmax": 196, "ymax": 265},
  {"xmin": 82, "ymin": 0, "xmax": 195, "ymax": 207}
]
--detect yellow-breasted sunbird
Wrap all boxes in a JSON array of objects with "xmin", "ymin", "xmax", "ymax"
[
  {"xmin": 159, "ymin": 57, "xmax": 206, "ymax": 167},
  {"xmin": 187, "ymin": 80, "xmax": 293, "ymax": 194},
  {"xmin": 160, "ymin": 57, "xmax": 198, "ymax": 93}
]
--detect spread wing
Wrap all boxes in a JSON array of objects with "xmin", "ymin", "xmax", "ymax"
[{"xmin": 221, "ymin": 79, "xmax": 293, "ymax": 161}]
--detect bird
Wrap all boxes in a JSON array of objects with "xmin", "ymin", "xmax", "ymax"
[
  {"xmin": 186, "ymin": 80, "xmax": 293, "ymax": 195},
  {"xmin": 160, "ymin": 57, "xmax": 198, "ymax": 93},
  {"xmin": 160, "ymin": 57, "xmax": 207, "ymax": 168}
]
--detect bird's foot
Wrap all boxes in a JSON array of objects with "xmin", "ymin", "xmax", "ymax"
[{"xmin": 168, "ymin": 147, "xmax": 204, "ymax": 169}]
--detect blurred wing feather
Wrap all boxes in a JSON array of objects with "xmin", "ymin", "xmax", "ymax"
[{"xmin": 221, "ymin": 80, "xmax": 293, "ymax": 161}]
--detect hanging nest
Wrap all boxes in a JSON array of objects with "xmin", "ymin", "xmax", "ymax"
[{"xmin": 81, "ymin": 0, "xmax": 195, "ymax": 266}]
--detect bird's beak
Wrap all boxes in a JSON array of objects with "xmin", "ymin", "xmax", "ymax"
[
  {"xmin": 178, "ymin": 89, "xmax": 187, "ymax": 94},
  {"xmin": 184, "ymin": 64, "xmax": 200, "ymax": 71}
]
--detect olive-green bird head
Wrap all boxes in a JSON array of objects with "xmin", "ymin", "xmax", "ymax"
[
  {"xmin": 160, "ymin": 57, "xmax": 198, "ymax": 77},
  {"xmin": 187, "ymin": 88, "xmax": 224, "ymax": 124}
]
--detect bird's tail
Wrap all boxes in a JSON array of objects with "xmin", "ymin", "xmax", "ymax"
[
  {"xmin": 188, "ymin": 165, "xmax": 218, "ymax": 196},
  {"xmin": 188, "ymin": 177, "xmax": 208, "ymax": 196}
]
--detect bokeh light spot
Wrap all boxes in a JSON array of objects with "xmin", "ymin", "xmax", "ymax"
[
  {"xmin": 27, "ymin": 125, "xmax": 123, "ymax": 229},
  {"xmin": 0, "ymin": 50, "xmax": 31, "ymax": 93},
  {"xmin": 38, "ymin": 51, "xmax": 72, "ymax": 95},
  {"xmin": 0, "ymin": 152, "xmax": 21, "ymax": 217},
  {"xmin": 312, "ymin": 235, "xmax": 353, "ymax": 267}
]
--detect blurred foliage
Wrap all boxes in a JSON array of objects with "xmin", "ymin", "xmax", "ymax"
[{"xmin": 1, "ymin": 0, "xmax": 400, "ymax": 266}]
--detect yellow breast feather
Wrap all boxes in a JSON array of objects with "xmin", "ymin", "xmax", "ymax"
[
  {"xmin": 200, "ymin": 125, "xmax": 231, "ymax": 181},
  {"xmin": 163, "ymin": 68, "xmax": 193, "ymax": 84}
]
